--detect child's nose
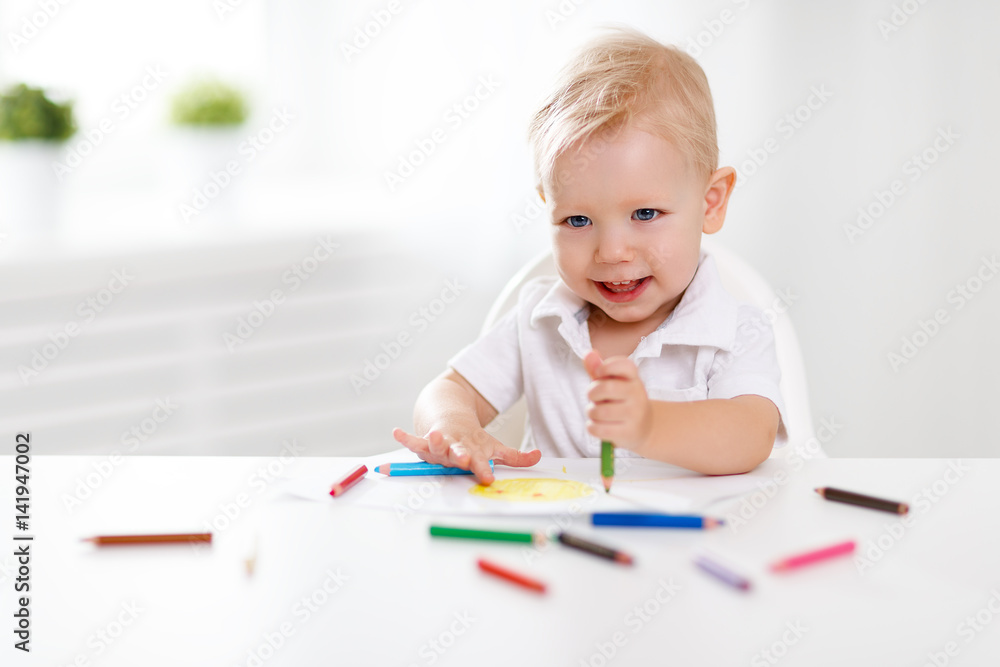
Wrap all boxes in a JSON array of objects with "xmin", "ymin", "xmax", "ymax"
[{"xmin": 594, "ymin": 228, "xmax": 634, "ymax": 263}]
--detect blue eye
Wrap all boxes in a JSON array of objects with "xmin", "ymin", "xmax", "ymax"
[
  {"xmin": 633, "ymin": 209, "xmax": 658, "ymax": 221},
  {"xmin": 565, "ymin": 215, "xmax": 591, "ymax": 228}
]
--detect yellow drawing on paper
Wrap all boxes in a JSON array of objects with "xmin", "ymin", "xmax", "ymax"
[{"xmin": 469, "ymin": 478, "xmax": 594, "ymax": 502}]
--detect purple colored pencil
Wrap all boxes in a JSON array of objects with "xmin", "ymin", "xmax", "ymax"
[{"xmin": 693, "ymin": 553, "xmax": 752, "ymax": 591}]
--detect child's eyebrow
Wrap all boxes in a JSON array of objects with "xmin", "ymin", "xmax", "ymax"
[
  {"xmin": 619, "ymin": 189, "xmax": 681, "ymax": 206},
  {"xmin": 550, "ymin": 197, "xmax": 675, "ymax": 216},
  {"xmin": 549, "ymin": 207, "xmax": 595, "ymax": 222}
]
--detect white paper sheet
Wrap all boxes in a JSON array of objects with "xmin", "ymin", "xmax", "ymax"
[{"xmin": 277, "ymin": 455, "xmax": 778, "ymax": 517}]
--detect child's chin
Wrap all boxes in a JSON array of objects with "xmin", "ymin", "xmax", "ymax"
[{"xmin": 586, "ymin": 303, "xmax": 644, "ymax": 324}]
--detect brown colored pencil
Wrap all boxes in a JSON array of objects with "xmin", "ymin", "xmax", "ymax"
[
  {"xmin": 82, "ymin": 533, "xmax": 213, "ymax": 546},
  {"xmin": 556, "ymin": 532, "xmax": 634, "ymax": 565},
  {"xmin": 815, "ymin": 487, "xmax": 909, "ymax": 515}
]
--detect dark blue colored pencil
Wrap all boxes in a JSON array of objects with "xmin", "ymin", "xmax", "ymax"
[{"xmin": 591, "ymin": 512, "xmax": 723, "ymax": 529}]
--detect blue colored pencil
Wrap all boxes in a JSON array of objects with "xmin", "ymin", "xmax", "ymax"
[
  {"xmin": 373, "ymin": 461, "xmax": 494, "ymax": 476},
  {"xmin": 591, "ymin": 512, "xmax": 724, "ymax": 529}
]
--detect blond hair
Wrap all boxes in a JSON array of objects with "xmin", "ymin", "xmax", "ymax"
[{"xmin": 528, "ymin": 28, "xmax": 719, "ymax": 192}]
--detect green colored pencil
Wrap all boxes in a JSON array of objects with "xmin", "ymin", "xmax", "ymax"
[
  {"xmin": 429, "ymin": 525, "xmax": 545, "ymax": 545},
  {"xmin": 601, "ymin": 441, "xmax": 614, "ymax": 492}
]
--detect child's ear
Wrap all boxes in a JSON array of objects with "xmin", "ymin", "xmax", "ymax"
[{"xmin": 702, "ymin": 166, "xmax": 736, "ymax": 235}]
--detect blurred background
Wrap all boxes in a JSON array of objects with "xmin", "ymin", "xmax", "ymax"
[{"xmin": 0, "ymin": 0, "xmax": 997, "ymax": 458}]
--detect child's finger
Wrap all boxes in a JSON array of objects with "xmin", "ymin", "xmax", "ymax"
[
  {"xmin": 586, "ymin": 419, "xmax": 624, "ymax": 443},
  {"xmin": 426, "ymin": 430, "xmax": 451, "ymax": 458},
  {"xmin": 588, "ymin": 379, "xmax": 623, "ymax": 404},
  {"xmin": 492, "ymin": 447, "xmax": 542, "ymax": 469},
  {"xmin": 590, "ymin": 373, "xmax": 643, "ymax": 404},
  {"xmin": 587, "ymin": 401, "xmax": 626, "ymax": 424},
  {"xmin": 583, "ymin": 349, "xmax": 604, "ymax": 380},
  {"xmin": 392, "ymin": 427, "xmax": 429, "ymax": 453},
  {"xmin": 591, "ymin": 357, "xmax": 640, "ymax": 380},
  {"xmin": 447, "ymin": 442, "xmax": 473, "ymax": 469},
  {"xmin": 468, "ymin": 454, "xmax": 496, "ymax": 485}
]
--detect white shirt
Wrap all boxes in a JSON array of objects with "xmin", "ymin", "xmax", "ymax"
[{"xmin": 448, "ymin": 251, "xmax": 787, "ymax": 458}]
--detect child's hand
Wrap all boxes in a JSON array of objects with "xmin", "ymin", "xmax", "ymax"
[
  {"xmin": 391, "ymin": 425, "xmax": 541, "ymax": 485},
  {"xmin": 583, "ymin": 350, "xmax": 653, "ymax": 454}
]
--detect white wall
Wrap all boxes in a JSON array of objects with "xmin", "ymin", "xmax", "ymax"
[{"xmin": 1, "ymin": 1, "xmax": 997, "ymax": 457}]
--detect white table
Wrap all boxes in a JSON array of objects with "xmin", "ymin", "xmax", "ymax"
[{"xmin": 4, "ymin": 455, "xmax": 999, "ymax": 667}]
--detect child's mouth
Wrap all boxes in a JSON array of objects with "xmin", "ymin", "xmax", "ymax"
[{"xmin": 594, "ymin": 277, "xmax": 650, "ymax": 303}]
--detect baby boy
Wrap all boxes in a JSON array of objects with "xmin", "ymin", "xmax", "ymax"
[{"xmin": 393, "ymin": 28, "xmax": 786, "ymax": 484}]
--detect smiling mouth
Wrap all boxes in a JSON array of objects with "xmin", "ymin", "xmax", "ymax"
[
  {"xmin": 594, "ymin": 277, "xmax": 651, "ymax": 303},
  {"xmin": 597, "ymin": 277, "xmax": 649, "ymax": 293}
]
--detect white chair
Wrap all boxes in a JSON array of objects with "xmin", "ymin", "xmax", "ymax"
[{"xmin": 480, "ymin": 238, "xmax": 823, "ymax": 459}]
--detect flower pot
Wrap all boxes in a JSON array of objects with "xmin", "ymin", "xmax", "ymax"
[
  {"xmin": 0, "ymin": 140, "xmax": 63, "ymax": 236},
  {"xmin": 167, "ymin": 126, "xmax": 246, "ymax": 227}
]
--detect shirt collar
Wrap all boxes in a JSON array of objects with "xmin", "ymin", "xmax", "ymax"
[{"xmin": 528, "ymin": 250, "xmax": 740, "ymax": 359}]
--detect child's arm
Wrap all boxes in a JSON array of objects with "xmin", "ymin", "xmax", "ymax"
[
  {"xmin": 392, "ymin": 369, "xmax": 541, "ymax": 484},
  {"xmin": 583, "ymin": 351, "xmax": 778, "ymax": 475}
]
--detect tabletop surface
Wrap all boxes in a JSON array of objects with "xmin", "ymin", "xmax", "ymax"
[{"xmin": 4, "ymin": 454, "xmax": 999, "ymax": 667}]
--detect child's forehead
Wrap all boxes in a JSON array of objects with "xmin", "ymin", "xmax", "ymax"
[
  {"xmin": 546, "ymin": 176, "xmax": 689, "ymax": 213},
  {"xmin": 546, "ymin": 127, "xmax": 703, "ymax": 202},
  {"xmin": 563, "ymin": 123, "xmax": 696, "ymax": 172}
]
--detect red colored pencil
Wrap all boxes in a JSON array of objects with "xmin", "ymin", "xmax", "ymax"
[
  {"xmin": 82, "ymin": 533, "xmax": 212, "ymax": 546},
  {"xmin": 330, "ymin": 464, "xmax": 368, "ymax": 497},
  {"xmin": 477, "ymin": 558, "xmax": 547, "ymax": 594},
  {"xmin": 770, "ymin": 539, "xmax": 856, "ymax": 572}
]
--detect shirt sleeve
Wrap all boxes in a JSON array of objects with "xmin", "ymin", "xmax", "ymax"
[
  {"xmin": 707, "ymin": 304, "xmax": 788, "ymax": 447},
  {"xmin": 447, "ymin": 305, "xmax": 524, "ymax": 415}
]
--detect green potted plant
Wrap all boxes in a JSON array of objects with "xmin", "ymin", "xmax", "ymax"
[
  {"xmin": 168, "ymin": 77, "xmax": 249, "ymax": 226},
  {"xmin": 0, "ymin": 83, "xmax": 75, "ymax": 140},
  {"xmin": 0, "ymin": 84, "xmax": 75, "ymax": 234},
  {"xmin": 170, "ymin": 79, "xmax": 248, "ymax": 127}
]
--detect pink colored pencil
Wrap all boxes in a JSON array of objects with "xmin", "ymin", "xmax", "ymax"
[
  {"xmin": 329, "ymin": 464, "xmax": 368, "ymax": 497},
  {"xmin": 770, "ymin": 539, "xmax": 856, "ymax": 572}
]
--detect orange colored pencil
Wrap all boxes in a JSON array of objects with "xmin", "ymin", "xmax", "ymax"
[{"xmin": 82, "ymin": 533, "xmax": 212, "ymax": 546}]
